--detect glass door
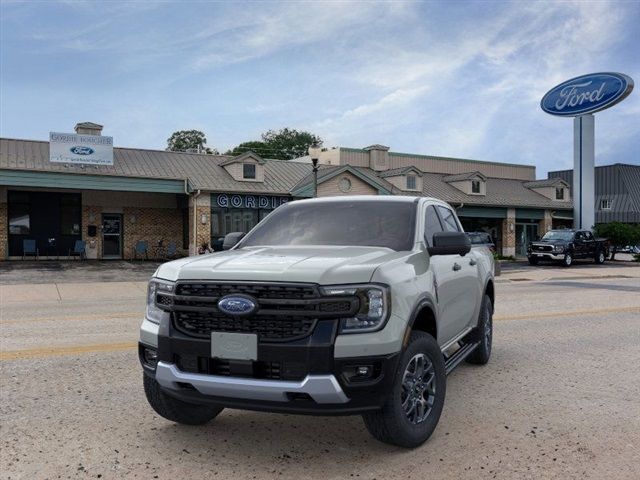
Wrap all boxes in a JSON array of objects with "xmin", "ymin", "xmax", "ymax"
[
  {"xmin": 515, "ymin": 223, "xmax": 539, "ymax": 257},
  {"xmin": 102, "ymin": 214, "xmax": 123, "ymax": 259}
]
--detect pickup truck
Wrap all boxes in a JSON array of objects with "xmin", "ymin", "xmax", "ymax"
[
  {"xmin": 527, "ymin": 229, "xmax": 609, "ymax": 267},
  {"xmin": 139, "ymin": 196, "xmax": 495, "ymax": 448}
]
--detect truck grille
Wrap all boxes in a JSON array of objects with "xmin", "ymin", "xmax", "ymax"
[
  {"xmin": 533, "ymin": 244, "xmax": 553, "ymax": 252},
  {"xmin": 160, "ymin": 282, "xmax": 358, "ymax": 342}
]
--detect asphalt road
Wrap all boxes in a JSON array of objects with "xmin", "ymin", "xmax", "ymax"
[{"xmin": 1, "ymin": 266, "xmax": 639, "ymax": 479}]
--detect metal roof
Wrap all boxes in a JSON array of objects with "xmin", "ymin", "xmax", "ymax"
[
  {"xmin": 523, "ymin": 178, "xmax": 567, "ymax": 188},
  {"xmin": 443, "ymin": 171, "xmax": 487, "ymax": 182},
  {"xmin": 0, "ymin": 138, "xmax": 311, "ymax": 195}
]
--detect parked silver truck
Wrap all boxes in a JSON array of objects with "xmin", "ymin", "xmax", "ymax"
[{"xmin": 139, "ymin": 196, "xmax": 495, "ymax": 448}]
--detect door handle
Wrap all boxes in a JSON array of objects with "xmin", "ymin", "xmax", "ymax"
[
  {"xmin": 453, "ymin": 263, "xmax": 461, "ymax": 271},
  {"xmin": 469, "ymin": 258, "xmax": 477, "ymax": 266}
]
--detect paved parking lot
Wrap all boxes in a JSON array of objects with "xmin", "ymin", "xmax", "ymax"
[{"xmin": 1, "ymin": 262, "xmax": 639, "ymax": 479}]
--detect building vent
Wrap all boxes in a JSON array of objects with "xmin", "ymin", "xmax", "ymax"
[{"xmin": 74, "ymin": 122, "xmax": 103, "ymax": 136}]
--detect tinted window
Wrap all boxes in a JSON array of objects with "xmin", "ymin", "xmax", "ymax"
[
  {"xmin": 436, "ymin": 206, "xmax": 460, "ymax": 232},
  {"xmin": 240, "ymin": 201, "xmax": 417, "ymax": 251},
  {"xmin": 584, "ymin": 231, "xmax": 593, "ymax": 241},
  {"xmin": 542, "ymin": 231, "xmax": 574, "ymax": 241},
  {"xmin": 424, "ymin": 206, "xmax": 443, "ymax": 246}
]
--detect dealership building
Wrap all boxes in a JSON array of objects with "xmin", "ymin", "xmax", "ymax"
[{"xmin": 0, "ymin": 122, "xmax": 574, "ymax": 260}]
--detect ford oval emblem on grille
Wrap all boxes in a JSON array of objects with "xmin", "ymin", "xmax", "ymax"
[{"xmin": 217, "ymin": 295, "xmax": 257, "ymax": 316}]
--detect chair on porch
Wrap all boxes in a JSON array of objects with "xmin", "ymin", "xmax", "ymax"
[
  {"xmin": 22, "ymin": 239, "xmax": 39, "ymax": 260},
  {"xmin": 68, "ymin": 240, "xmax": 86, "ymax": 260},
  {"xmin": 165, "ymin": 241, "xmax": 178, "ymax": 259},
  {"xmin": 134, "ymin": 240, "xmax": 149, "ymax": 260}
]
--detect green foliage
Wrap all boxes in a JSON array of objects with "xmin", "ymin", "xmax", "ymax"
[
  {"xmin": 594, "ymin": 222, "xmax": 640, "ymax": 260},
  {"xmin": 225, "ymin": 141, "xmax": 269, "ymax": 157},
  {"xmin": 226, "ymin": 128, "xmax": 323, "ymax": 160},
  {"xmin": 167, "ymin": 130, "xmax": 217, "ymax": 154}
]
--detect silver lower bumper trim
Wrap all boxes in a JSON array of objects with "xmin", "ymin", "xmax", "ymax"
[
  {"xmin": 155, "ymin": 361, "xmax": 349, "ymax": 404},
  {"xmin": 530, "ymin": 252, "xmax": 564, "ymax": 260}
]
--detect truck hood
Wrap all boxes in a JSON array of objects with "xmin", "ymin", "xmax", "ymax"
[{"xmin": 154, "ymin": 246, "xmax": 408, "ymax": 285}]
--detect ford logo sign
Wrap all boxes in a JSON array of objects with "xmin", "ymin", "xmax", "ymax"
[
  {"xmin": 541, "ymin": 72, "xmax": 634, "ymax": 117},
  {"xmin": 70, "ymin": 146, "xmax": 95, "ymax": 155},
  {"xmin": 217, "ymin": 295, "xmax": 257, "ymax": 316}
]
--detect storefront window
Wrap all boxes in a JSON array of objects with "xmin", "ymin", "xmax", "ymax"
[
  {"xmin": 60, "ymin": 195, "xmax": 81, "ymax": 235},
  {"xmin": 9, "ymin": 204, "xmax": 30, "ymax": 234}
]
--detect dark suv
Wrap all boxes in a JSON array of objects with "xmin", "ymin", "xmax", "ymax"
[{"xmin": 527, "ymin": 229, "xmax": 609, "ymax": 267}]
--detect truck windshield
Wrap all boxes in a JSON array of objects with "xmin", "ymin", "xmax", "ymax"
[
  {"xmin": 542, "ymin": 231, "xmax": 574, "ymax": 241},
  {"xmin": 239, "ymin": 200, "xmax": 417, "ymax": 251}
]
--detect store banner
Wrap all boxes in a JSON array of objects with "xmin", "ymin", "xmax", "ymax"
[{"xmin": 49, "ymin": 132, "xmax": 114, "ymax": 165}]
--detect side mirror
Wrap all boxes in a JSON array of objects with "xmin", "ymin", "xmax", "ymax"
[
  {"xmin": 222, "ymin": 232, "xmax": 246, "ymax": 250},
  {"xmin": 428, "ymin": 232, "xmax": 471, "ymax": 256}
]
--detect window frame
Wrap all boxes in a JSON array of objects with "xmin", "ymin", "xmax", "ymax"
[
  {"xmin": 555, "ymin": 187, "xmax": 565, "ymax": 200},
  {"xmin": 600, "ymin": 199, "xmax": 612, "ymax": 210},
  {"xmin": 424, "ymin": 204, "xmax": 444, "ymax": 247},
  {"xmin": 435, "ymin": 205, "xmax": 461, "ymax": 233},
  {"xmin": 471, "ymin": 179, "xmax": 481, "ymax": 194},
  {"xmin": 406, "ymin": 174, "xmax": 417, "ymax": 190},
  {"xmin": 242, "ymin": 163, "xmax": 257, "ymax": 180}
]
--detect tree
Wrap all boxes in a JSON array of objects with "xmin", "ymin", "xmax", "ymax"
[
  {"xmin": 593, "ymin": 222, "xmax": 640, "ymax": 260},
  {"xmin": 167, "ymin": 130, "xmax": 217, "ymax": 154},
  {"xmin": 226, "ymin": 128, "xmax": 323, "ymax": 160},
  {"xmin": 225, "ymin": 141, "xmax": 269, "ymax": 157}
]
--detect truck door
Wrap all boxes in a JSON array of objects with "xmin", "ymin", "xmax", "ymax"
[
  {"xmin": 574, "ymin": 231, "xmax": 587, "ymax": 258},
  {"xmin": 425, "ymin": 205, "xmax": 480, "ymax": 345},
  {"xmin": 583, "ymin": 231, "xmax": 595, "ymax": 257}
]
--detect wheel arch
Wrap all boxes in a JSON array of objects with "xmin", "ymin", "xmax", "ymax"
[
  {"xmin": 484, "ymin": 278, "xmax": 495, "ymax": 308},
  {"xmin": 404, "ymin": 297, "xmax": 438, "ymax": 347}
]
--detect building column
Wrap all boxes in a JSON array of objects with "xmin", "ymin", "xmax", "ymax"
[
  {"xmin": 539, "ymin": 210, "xmax": 553, "ymax": 237},
  {"xmin": 82, "ymin": 205, "xmax": 103, "ymax": 259},
  {"xmin": 501, "ymin": 208, "xmax": 516, "ymax": 257},
  {"xmin": 0, "ymin": 188, "xmax": 7, "ymax": 260},
  {"xmin": 189, "ymin": 193, "xmax": 211, "ymax": 255}
]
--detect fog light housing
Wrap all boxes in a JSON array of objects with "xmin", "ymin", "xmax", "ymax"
[{"xmin": 142, "ymin": 347, "xmax": 158, "ymax": 368}]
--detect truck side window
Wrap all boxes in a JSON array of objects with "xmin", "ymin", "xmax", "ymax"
[
  {"xmin": 584, "ymin": 232, "xmax": 593, "ymax": 241},
  {"xmin": 436, "ymin": 206, "xmax": 460, "ymax": 232},
  {"xmin": 424, "ymin": 205, "xmax": 444, "ymax": 246}
]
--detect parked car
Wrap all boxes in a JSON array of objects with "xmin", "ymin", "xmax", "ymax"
[
  {"xmin": 139, "ymin": 196, "xmax": 495, "ymax": 448},
  {"xmin": 466, "ymin": 232, "xmax": 496, "ymax": 253},
  {"xmin": 527, "ymin": 229, "xmax": 609, "ymax": 267}
]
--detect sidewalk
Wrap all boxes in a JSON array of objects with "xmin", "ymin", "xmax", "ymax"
[{"xmin": 0, "ymin": 280, "xmax": 147, "ymax": 305}]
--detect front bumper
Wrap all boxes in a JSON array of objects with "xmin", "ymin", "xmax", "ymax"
[
  {"xmin": 528, "ymin": 252, "xmax": 565, "ymax": 261},
  {"xmin": 140, "ymin": 317, "xmax": 401, "ymax": 415}
]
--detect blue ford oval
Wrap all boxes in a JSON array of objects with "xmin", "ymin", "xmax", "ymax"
[
  {"xmin": 70, "ymin": 146, "xmax": 95, "ymax": 155},
  {"xmin": 217, "ymin": 295, "xmax": 257, "ymax": 316},
  {"xmin": 541, "ymin": 72, "xmax": 633, "ymax": 117}
]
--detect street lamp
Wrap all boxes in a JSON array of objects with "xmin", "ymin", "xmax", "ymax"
[{"xmin": 308, "ymin": 144, "xmax": 322, "ymax": 198}]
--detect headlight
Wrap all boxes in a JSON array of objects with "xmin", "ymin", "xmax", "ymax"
[
  {"xmin": 320, "ymin": 284, "xmax": 390, "ymax": 334},
  {"xmin": 146, "ymin": 278, "xmax": 175, "ymax": 324},
  {"xmin": 555, "ymin": 245, "xmax": 565, "ymax": 252}
]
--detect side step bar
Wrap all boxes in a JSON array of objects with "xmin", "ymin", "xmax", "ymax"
[{"xmin": 444, "ymin": 340, "xmax": 480, "ymax": 375}]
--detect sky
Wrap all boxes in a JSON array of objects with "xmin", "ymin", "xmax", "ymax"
[{"xmin": 1, "ymin": 0, "xmax": 638, "ymax": 177}]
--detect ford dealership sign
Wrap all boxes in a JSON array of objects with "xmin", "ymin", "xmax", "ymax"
[
  {"xmin": 541, "ymin": 72, "xmax": 634, "ymax": 116},
  {"xmin": 50, "ymin": 132, "xmax": 114, "ymax": 165}
]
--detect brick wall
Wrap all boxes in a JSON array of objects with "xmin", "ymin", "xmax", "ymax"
[
  {"xmin": 123, "ymin": 207, "xmax": 183, "ymax": 259},
  {"xmin": 188, "ymin": 194, "xmax": 211, "ymax": 254},
  {"xmin": 501, "ymin": 208, "xmax": 516, "ymax": 257},
  {"xmin": 0, "ymin": 201, "xmax": 7, "ymax": 260}
]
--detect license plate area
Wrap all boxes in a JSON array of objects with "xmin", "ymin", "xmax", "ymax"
[{"xmin": 211, "ymin": 332, "xmax": 258, "ymax": 361}]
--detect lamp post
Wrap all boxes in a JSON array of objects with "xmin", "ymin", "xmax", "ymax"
[{"xmin": 308, "ymin": 145, "xmax": 321, "ymax": 198}]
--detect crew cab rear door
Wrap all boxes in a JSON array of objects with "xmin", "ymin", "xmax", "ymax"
[{"xmin": 424, "ymin": 204, "xmax": 480, "ymax": 345}]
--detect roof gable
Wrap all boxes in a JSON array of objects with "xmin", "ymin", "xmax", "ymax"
[
  {"xmin": 443, "ymin": 171, "xmax": 487, "ymax": 183},
  {"xmin": 290, "ymin": 164, "xmax": 394, "ymax": 197},
  {"xmin": 378, "ymin": 166, "xmax": 423, "ymax": 178},
  {"xmin": 219, "ymin": 151, "xmax": 266, "ymax": 166}
]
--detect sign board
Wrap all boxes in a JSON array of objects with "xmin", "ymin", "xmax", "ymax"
[
  {"xmin": 213, "ymin": 193, "xmax": 290, "ymax": 210},
  {"xmin": 541, "ymin": 72, "xmax": 634, "ymax": 117},
  {"xmin": 49, "ymin": 132, "xmax": 114, "ymax": 165}
]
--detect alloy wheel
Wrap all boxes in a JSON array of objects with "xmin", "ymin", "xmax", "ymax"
[{"xmin": 401, "ymin": 354, "xmax": 436, "ymax": 424}]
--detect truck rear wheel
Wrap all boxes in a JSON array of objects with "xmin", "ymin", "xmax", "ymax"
[
  {"xmin": 466, "ymin": 294, "xmax": 493, "ymax": 365},
  {"xmin": 143, "ymin": 374, "xmax": 223, "ymax": 425},
  {"xmin": 362, "ymin": 331, "xmax": 446, "ymax": 448}
]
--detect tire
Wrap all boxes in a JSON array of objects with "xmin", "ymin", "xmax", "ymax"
[
  {"xmin": 466, "ymin": 294, "xmax": 493, "ymax": 365},
  {"xmin": 528, "ymin": 256, "xmax": 539, "ymax": 266},
  {"xmin": 595, "ymin": 250, "xmax": 606, "ymax": 264},
  {"xmin": 562, "ymin": 253, "xmax": 573, "ymax": 267},
  {"xmin": 362, "ymin": 331, "xmax": 446, "ymax": 448},
  {"xmin": 143, "ymin": 374, "xmax": 223, "ymax": 425}
]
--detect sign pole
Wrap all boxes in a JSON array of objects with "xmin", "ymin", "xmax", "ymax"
[{"xmin": 572, "ymin": 114, "xmax": 595, "ymax": 230}]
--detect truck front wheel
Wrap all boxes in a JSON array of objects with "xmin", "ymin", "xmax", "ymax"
[
  {"xmin": 143, "ymin": 374, "xmax": 223, "ymax": 425},
  {"xmin": 562, "ymin": 253, "xmax": 573, "ymax": 267},
  {"xmin": 362, "ymin": 331, "xmax": 446, "ymax": 448},
  {"xmin": 595, "ymin": 250, "xmax": 606, "ymax": 264}
]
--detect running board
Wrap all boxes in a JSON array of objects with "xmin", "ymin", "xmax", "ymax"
[{"xmin": 444, "ymin": 341, "xmax": 480, "ymax": 375}]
